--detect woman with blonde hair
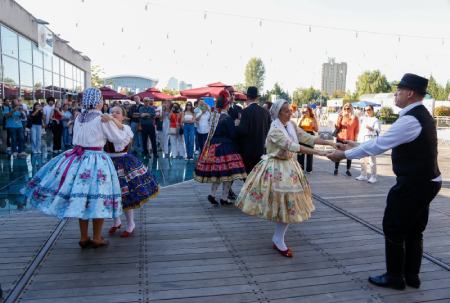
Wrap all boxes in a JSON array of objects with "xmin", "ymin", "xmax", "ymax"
[
  {"xmin": 298, "ymin": 106, "xmax": 319, "ymax": 173},
  {"xmin": 236, "ymin": 99, "xmax": 336, "ymax": 257},
  {"xmin": 334, "ymin": 103, "xmax": 359, "ymax": 176}
]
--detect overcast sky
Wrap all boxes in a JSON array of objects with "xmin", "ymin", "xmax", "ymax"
[{"xmin": 16, "ymin": 0, "xmax": 450, "ymax": 92}]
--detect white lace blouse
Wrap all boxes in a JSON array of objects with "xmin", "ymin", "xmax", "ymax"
[{"xmin": 72, "ymin": 111, "xmax": 128, "ymax": 152}]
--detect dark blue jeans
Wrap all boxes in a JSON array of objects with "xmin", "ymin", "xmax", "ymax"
[
  {"xmin": 8, "ymin": 127, "xmax": 24, "ymax": 153},
  {"xmin": 183, "ymin": 123, "xmax": 195, "ymax": 158}
]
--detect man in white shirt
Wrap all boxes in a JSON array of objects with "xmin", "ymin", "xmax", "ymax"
[
  {"xmin": 43, "ymin": 97, "xmax": 55, "ymax": 127},
  {"xmin": 328, "ymin": 73, "xmax": 441, "ymax": 290},
  {"xmin": 195, "ymin": 99, "xmax": 211, "ymax": 153}
]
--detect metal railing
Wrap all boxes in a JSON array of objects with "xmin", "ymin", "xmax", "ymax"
[{"xmin": 436, "ymin": 116, "xmax": 450, "ymax": 128}]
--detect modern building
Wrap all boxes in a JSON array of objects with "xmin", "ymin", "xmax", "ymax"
[
  {"xmin": 0, "ymin": 0, "xmax": 91, "ymax": 101},
  {"xmin": 104, "ymin": 75, "xmax": 158, "ymax": 95},
  {"xmin": 321, "ymin": 58, "xmax": 347, "ymax": 96},
  {"xmin": 166, "ymin": 77, "xmax": 192, "ymax": 91}
]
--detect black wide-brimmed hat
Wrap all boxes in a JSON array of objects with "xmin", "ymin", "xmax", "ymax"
[
  {"xmin": 245, "ymin": 86, "xmax": 260, "ymax": 99},
  {"xmin": 397, "ymin": 73, "xmax": 428, "ymax": 95}
]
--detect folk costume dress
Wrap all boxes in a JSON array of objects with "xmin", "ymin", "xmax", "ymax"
[
  {"xmin": 194, "ymin": 111, "xmax": 247, "ymax": 183},
  {"xmin": 22, "ymin": 110, "xmax": 127, "ymax": 219},
  {"xmin": 104, "ymin": 125, "xmax": 159, "ymax": 210},
  {"xmin": 235, "ymin": 119, "xmax": 316, "ymax": 224}
]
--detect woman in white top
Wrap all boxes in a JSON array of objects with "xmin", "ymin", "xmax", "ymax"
[
  {"xmin": 22, "ymin": 88, "xmax": 127, "ymax": 248},
  {"xmin": 182, "ymin": 101, "xmax": 196, "ymax": 160},
  {"xmin": 356, "ymin": 105, "xmax": 381, "ymax": 183}
]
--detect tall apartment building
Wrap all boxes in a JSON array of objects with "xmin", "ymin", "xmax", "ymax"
[{"xmin": 321, "ymin": 58, "xmax": 347, "ymax": 96}]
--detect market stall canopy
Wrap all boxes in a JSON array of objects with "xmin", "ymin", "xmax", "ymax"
[
  {"xmin": 131, "ymin": 88, "xmax": 186, "ymax": 101},
  {"xmin": 180, "ymin": 82, "xmax": 247, "ymax": 101},
  {"xmin": 99, "ymin": 86, "xmax": 128, "ymax": 100},
  {"xmin": 351, "ymin": 100, "xmax": 381, "ymax": 108}
]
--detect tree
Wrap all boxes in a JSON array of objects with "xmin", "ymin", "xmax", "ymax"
[
  {"xmin": 233, "ymin": 83, "xmax": 247, "ymax": 93},
  {"xmin": 427, "ymin": 75, "xmax": 448, "ymax": 100},
  {"xmin": 91, "ymin": 65, "xmax": 105, "ymax": 88},
  {"xmin": 244, "ymin": 57, "xmax": 265, "ymax": 92},
  {"xmin": 292, "ymin": 87, "xmax": 321, "ymax": 105},
  {"xmin": 161, "ymin": 88, "xmax": 180, "ymax": 96},
  {"xmin": 355, "ymin": 70, "xmax": 391, "ymax": 97},
  {"xmin": 389, "ymin": 80, "xmax": 399, "ymax": 93}
]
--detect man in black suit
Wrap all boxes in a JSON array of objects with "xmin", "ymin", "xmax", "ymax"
[{"xmin": 237, "ymin": 86, "xmax": 271, "ymax": 174}]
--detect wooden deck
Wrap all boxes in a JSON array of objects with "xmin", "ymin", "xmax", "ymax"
[{"xmin": 1, "ymin": 147, "xmax": 450, "ymax": 302}]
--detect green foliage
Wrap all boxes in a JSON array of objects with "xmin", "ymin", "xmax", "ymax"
[
  {"xmin": 378, "ymin": 107, "xmax": 398, "ymax": 124},
  {"xmin": 390, "ymin": 80, "xmax": 399, "ymax": 92},
  {"xmin": 292, "ymin": 87, "xmax": 321, "ymax": 105},
  {"xmin": 355, "ymin": 70, "xmax": 391, "ymax": 97},
  {"xmin": 91, "ymin": 65, "xmax": 104, "ymax": 88},
  {"xmin": 233, "ymin": 83, "xmax": 247, "ymax": 93},
  {"xmin": 428, "ymin": 76, "xmax": 449, "ymax": 100},
  {"xmin": 161, "ymin": 88, "xmax": 180, "ymax": 96},
  {"xmin": 244, "ymin": 57, "xmax": 265, "ymax": 92},
  {"xmin": 434, "ymin": 106, "xmax": 450, "ymax": 116}
]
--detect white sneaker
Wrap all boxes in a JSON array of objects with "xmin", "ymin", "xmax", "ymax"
[
  {"xmin": 355, "ymin": 175, "xmax": 368, "ymax": 181},
  {"xmin": 367, "ymin": 176, "xmax": 377, "ymax": 184}
]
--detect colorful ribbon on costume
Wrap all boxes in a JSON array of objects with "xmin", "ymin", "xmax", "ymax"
[{"xmin": 57, "ymin": 146, "xmax": 103, "ymax": 190}]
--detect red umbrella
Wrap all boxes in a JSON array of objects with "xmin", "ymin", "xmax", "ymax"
[
  {"xmin": 180, "ymin": 82, "xmax": 247, "ymax": 101},
  {"xmin": 131, "ymin": 88, "xmax": 186, "ymax": 101},
  {"xmin": 99, "ymin": 86, "xmax": 128, "ymax": 100}
]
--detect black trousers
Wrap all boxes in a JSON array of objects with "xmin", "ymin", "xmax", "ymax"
[
  {"xmin": 141, "ymin": 124, "xmax": 158, "ymax": 156},
  {"xmin": 382, "ymin": 177, "xmax": 441, "ymax": 277},
  {"xmin": 298, "ymin": 131, "xmax": 315, "ymax": 172},
  {"xmin": 242, "ymin": 154, "xmax": 262, "ymax": 175},
  {"xmin": 52, "ymin": 123, "xmax": 63, "ymax": 151},
  {"xmin": 334, "ymin": 139, "xmax": 351, "ymax": 171}
]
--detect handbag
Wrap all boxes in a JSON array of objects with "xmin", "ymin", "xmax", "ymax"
[
  {"xmin": 178, "ymin": 126, "xmax": 184, "ymax": 135},
  {"xmin": 332, "ymin": 127, "xmax": 340, "ymax": 137}
]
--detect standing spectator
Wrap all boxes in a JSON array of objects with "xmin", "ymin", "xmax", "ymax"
[
  {"xmin": 1, "ymin": 99, "xmax": 12, "ymax": 154},
  {"xmin": 158, "ymin": 100, "xmax": 171, "ymax": 157},
  {"xmin": 139, "ymin": 97, "xmax": 158, "ymax": 159},
  {"xmin": 195, "ymin": 99, "xmax": 211, "ymax": 154},
  {"xmin": 4, "ymin": 99, "xmax": 27, "ymax": 157},
  {"xmin": 61, "ymin": 104, "xmax": 73, "ymax": 149},
  {"xmin": 334, "ymin": 103, "xmax": 359, "ymax": 176},
  {"xmin": 43, "ymin": 97, "xmax": 55, "ymax": 151},
  {"xmin": 168, "ymin": 103, "xmax": 185, "ymax": 158},
  {"xmin": 297, "ymin": 106, "xmax": 319, "ymax": 173},
  {"xmin": 128, "ymin": 96, "xmax": 143, "ymax": 154},
  {"xmin": 182, "ymin": 101, "xmax": 196, "ymax": 160},
  {"xmin": 101, "ymin": 103, "xmax": 109, "ymax": 114},
  {"xmin": 30, "ymin": 102, "xmax": 44, "ymax": 154},
  {"xmin": 51, "ymin": 103, "xmax": 64, "ymax": 153},
  {"xmin": 356, "ymin": 105, "xmax": 381, "ymax": 183}
]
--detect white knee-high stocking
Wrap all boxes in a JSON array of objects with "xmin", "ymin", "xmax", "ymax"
[
  {"xmin": 125, "ymin": 209, "xmax": 135, "ymax": 232},
  {"xmin": 272, "ymin": 223, "xmax": 289, "ymax": 251},
  {"xmin": 211, "ymin": 183, "xmax": 220, "ymax": 197},
  {"xmin": 221, "ymin": 181, "xmax": 232, "ymax": 200}
]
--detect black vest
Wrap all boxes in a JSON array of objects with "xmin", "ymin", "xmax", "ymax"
[{"xmin": 391, "ymin": 105, "xmax": 440, "ymax": 179}]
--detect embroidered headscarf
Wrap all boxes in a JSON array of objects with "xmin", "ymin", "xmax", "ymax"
[
  {"xmin": 270, "ymin": 99, "xmax": 298, "ymax": 143},
  {"xmin": 82, "ymin": 87, "xmax": 102, "ymax": 109},
  {"xmin": 270, "ymin": 98, "xmax": 288, "ymax": 121}
]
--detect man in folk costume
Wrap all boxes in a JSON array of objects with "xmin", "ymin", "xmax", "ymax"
[
  {"xmin": 237, "ymin": 86, "xmax": 272, "ymax": 174},
  {"xmin": 328, "ymin": 73, "xmax": 441, "ymax": 290}
]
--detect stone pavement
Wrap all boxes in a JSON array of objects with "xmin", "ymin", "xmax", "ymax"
[{"xmin": 1, "ymin": 143, "xmax": 450, "ymax": 303}]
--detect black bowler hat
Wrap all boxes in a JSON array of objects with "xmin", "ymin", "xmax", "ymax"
[
  {"xmin": 245, "ymin": 86, "xmax": 260, "ymax": 99},
  {"xmin": 397, "ymin": 73, "xmax": 428, "ymax": 95}
]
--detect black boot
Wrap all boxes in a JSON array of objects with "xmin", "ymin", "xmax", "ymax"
[
  {"xmin": 220, "ymin": 199, "xmax": 233, "ymax": 206},
  {"xmin": 405, "ymin": 237, "xmax": 423, "ymax": 288},
  {"xmin": 207, "ymin": 195, "xmax": 219, "ymax": 205},
  {"xmin": 368, "ymin": 238, "xmax": 406, "ymax": 290}
]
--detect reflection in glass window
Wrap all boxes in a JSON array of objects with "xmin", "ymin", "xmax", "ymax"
[
  {"xmin": 44, "ymin": 70, "xmax": 52, "ymax": 88},
  {"xmin": 1, "ymin": 26, "xmax": 18, "ymax": 58},
  {"xmin": 20, "ymin": 62, "xmax": 33, "ymax": 87},
  {"xmin": 44, "ymin": 53, "xmax": 52, "ymax": 71},
  {"xmin": 52, "ymin": 56, "xmax": 60, "ymax": 74},
  {"xmin": 65, "ymin": 62, "xmax": 73, "ymax": 79},
  {"xmin": 2, "ymin": 55, "xmax": 19, "ymax": 86},
  {"xmin": 33, "ymin": 67, "xmax": 44, "ymax": 89},
  {"xmin": 18, "ymin": 36, "xmax": 32, "ymax": 64},
  {"xmin": 33, "ymin": 46, "xmax": 43, "ymax": 67},
  {"xmin": 53, "ymin": 73, "xmax": 60, "ymax": 89},
  {"xmin": 21, "ymin": 87, "xmax": 33, "ymax": 101}
]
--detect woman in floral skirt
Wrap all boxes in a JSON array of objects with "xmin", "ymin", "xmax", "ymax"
[
  {"xmin": 235, "ymin": 99, "xmax": 337, "ymax": 257},
  {"xmin": 104, "ymin": 105, "xmax": 159, "ymax": 237},
  {"xmin": 22, "ymin": 88, "xmax": 127, "ymax": 248}
]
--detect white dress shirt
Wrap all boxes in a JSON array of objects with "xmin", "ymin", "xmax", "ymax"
[{"xmin": 345, "ymin": 101, "xmax": 441, "ymax": 181}]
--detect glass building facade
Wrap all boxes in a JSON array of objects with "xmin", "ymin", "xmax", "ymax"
[{"xmin": 0, "ymin": 22, "xmax": 86, "ymax": 101}]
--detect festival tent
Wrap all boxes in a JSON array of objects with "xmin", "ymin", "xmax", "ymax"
[
  {"xmin": 351, "ymin": 100, "xmax": 381, "ymax": 108},
  {"xmin": 99, "ymin": 86, "xmax": 128, "ymax": 100},
  {"xmin": 131, "ymin": 87, "xmax": 186, "ymax": 101},
  {"xmin": 180, "ymin": 82, "xmax": 247, "ymax": 101}
]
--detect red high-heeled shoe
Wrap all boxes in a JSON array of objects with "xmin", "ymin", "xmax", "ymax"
[
  {"xmin": 108, "ymin": 224, "xmax": 121, "ymax": 235},
  {"xmin": 120, "ymin": 229, "xmax": 134, "ymax": 238},
  {"xmin": 272, "ymin": 243, "xmax": 293, "ymax": 258}
]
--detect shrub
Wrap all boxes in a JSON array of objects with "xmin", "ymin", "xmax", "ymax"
[{"xmin": 434, "ymin": 106, "xmax": 450, "ymax": 117}]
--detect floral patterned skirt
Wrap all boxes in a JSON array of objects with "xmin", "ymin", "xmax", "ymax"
[
  {"xmin": 235, "ymin": 156, "xmax": 315, "ymax": 224},
  {"xmin": 194, "ymin": 142, "xmax": 247, "ymax": 183},
  {"xmin": 22, "ymin": 150, "xmax": 122, "ymax": 219},
  {"xmin": 111, "ymin": 154, "xmax": 159, "ymax": 210}
]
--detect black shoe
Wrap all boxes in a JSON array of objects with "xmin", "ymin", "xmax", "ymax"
[
  {"xmin": 220, "ymin": 199, "xmax": 233, "ymax": 206},
  {"xmin": 207, "ymin": 195, "xmax": 219, "ymax": 205},
  {"xmin": 153, "ymin": 154, "xmax": 159, "ymax": 159},
  {"xmin": 333, "ymin": 169, "xmax": 338, "ymax": 176},
  {"xmin": 368, "ymin": 273, "xmax": 406, "ymax": 290},
  {"xmin": 345, "ymin": 170, "xmax": 352, "ymax": 176},
  {"xmin": 228, "ymin": 191, "xmax": 237, "ymax": 200},
  {"xmin": 405, "ymin": 275, "xmax": 420, "ymax": 288}
]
